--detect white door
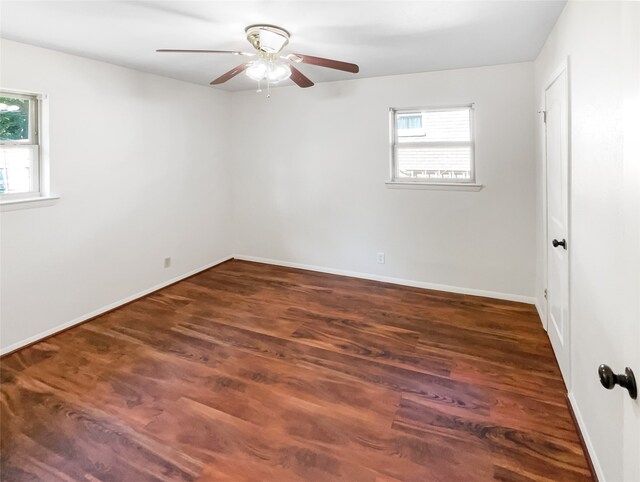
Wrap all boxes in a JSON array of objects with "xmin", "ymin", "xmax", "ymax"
[
  {"xmin": 545, "ymin": 66, "xmax": 570, "ymax": 386},
  {"xmin": 620, "ymin": 7, "xmax": 640, "ymax": 477},
  {"xmin": 568, "ymin": 4, "xmax": 639, "ymax": 479},
  {"xmin": 624, "ymin": 314, "xmax": 640, "ymax": 479}
]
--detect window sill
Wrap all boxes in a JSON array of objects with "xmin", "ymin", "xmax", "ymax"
[
  {"xmin": 385, "ymin": 181, "xmax": 483, "ymax": 191},
  {"xmin": 0, "ymin": 195, "xmax": 60, "ymax": 212}
]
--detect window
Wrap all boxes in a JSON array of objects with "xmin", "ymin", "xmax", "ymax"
[
  {"xmin": 0, "ymin": 91, "xmax": 41, "ymax": 199},
  {"xmin": 390, "ymin": 105, "xmax": 475, "ymax": 184}
]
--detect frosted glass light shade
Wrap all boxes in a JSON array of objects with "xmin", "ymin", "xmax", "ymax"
[
  {"xmin": 268, "ymin": 64, "xmax": 291, "ymax": 83},
  {"xmin": 246, "ymin": 61, "xmax": 291, "ymax": 83},
  {"xmin": 246, "ymin": 61, "xmax": 269, "ymax": 81}
]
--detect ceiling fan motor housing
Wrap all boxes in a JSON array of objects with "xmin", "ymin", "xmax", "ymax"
[{"xmin": 245, "ymin": 25, "xmax": 290, "ymax": 54}]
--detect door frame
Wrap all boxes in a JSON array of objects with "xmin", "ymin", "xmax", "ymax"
[{"xmin": 542, "ymin": 56, "xmax": 572, "ymax": 389}]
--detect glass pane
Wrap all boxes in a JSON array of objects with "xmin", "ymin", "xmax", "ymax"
[
  {"xmin": 397, "ymin": 113, "xmax": 425, "ymax": 138},
  {"xmin": 398, "ymin": 115, "xmax": 422, "ymax": 129},
  {"xmin": 396, "ymin": 146, "xmax": 472, "ymax": 181},
  {"xmin": 5, "ymin": 167, "xmax": 31, "ymax": 193},
  {"xmin": 0, "ymin": 96, "xmax": 30, "ymax": 141},
  {"xmin": 398, "ymin": 109, "xmax": 470, "ymax": 143},
  {"xmin": 0, "ymin": 146, "xmax": 35, "ymax": 193}
]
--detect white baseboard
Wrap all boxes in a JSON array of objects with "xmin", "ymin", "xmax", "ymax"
[
  {"xmin": 2, "ymin": 253, "xmax": 534, "ymax": 356},
  {"xmin": 568, "ymin": 392, "xmax": 605, "ymax": 482},
  {"xmin": 0, "ymin": 255, "xmax": 233, "ymax": 356},
  {"xmin": 234, "ymin": 254, "xmax": 536, "ymax": 304},
  {"xmin": 535, "ymin": 300, "xmax": 547, "ymax": 330}
]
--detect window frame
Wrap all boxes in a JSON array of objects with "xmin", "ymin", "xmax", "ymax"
[
  {"xmin": 0, "ymin": 90, "xmax": 42, "ymax": 201},
  {"xmin": 388, "ymin": 104, "xmax": 477, "ymax": 186}
]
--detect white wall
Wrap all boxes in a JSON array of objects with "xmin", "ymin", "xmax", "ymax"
[
  {"xmin": 534, "ymin": 2, "xmax": 640, "ymax": 481},
  {"xmin": 0, "ymin": 40, "xmax": 234, "ymax": 353},
  {"xmin": 231, "ymin": 62, "xmax": 537, "ymax": 301},
  {"xmin": 0, "ymin": 43, "xmax": 540, "ymax": 354}
]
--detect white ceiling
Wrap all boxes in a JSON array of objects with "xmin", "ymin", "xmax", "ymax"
[{"xmin": 0, "ymin": 1, "xmax": 566, "ymax": 92}]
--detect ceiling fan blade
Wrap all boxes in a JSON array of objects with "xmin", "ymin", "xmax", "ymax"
[
  {"xmin": 157, "ymin": 49, "xmax": 254, "ymax": 56},
  {"xmin": 286, "ymin": 53, "xmax": 359, "ymax": 73},
  {"xmin": 289, "ymin": 66, "xmax": 314, "ymax": 88},
  {"xmin": 211, "ymin": 63, "xmax": 250, "ymax": 85}
]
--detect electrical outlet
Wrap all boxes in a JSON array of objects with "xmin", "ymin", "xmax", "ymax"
[
  {"xmin": 377, "ymin": 252, "xmax": 385, "ymax": 264},
  {"xmin": 164, "ymin": 257, "xmax": 171, "ymax": 268}
]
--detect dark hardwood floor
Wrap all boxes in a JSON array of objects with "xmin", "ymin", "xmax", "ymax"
[{"xmin": 1, "ymin": 260, "xmax": 592, "ymax": 481}]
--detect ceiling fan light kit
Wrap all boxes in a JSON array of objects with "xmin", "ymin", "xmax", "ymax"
[
  {"xmin": 156, "ymin": 24, "xmax": 359, "ymax": 96},
  {"xmin": 245, "ymin": 61, "xmax": 269, "ymax": 81},
  {"xmin": 268, "ymin": 63, "xmax": 292, "ymax": 82}
]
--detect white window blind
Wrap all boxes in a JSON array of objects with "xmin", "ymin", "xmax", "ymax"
[{"xmin": 390, "ymin": 106, "xmax": 475, "ymax": 183}]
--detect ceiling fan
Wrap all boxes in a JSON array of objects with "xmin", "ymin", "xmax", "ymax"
[{"xmin": 157, "ymin": 24, "xmax": 359, "ymax": 91}]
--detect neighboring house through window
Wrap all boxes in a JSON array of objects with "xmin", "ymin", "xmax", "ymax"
[{"xmin": 390, "ymin": 105, "xmax": 475, "ymax": 184}]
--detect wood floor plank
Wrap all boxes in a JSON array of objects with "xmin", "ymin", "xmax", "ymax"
[
  {"xmin": 451, "ymin": 357, "xmax": 568, "ymax": 406},
  {"xmin": 392, "ymin": 394, "xmax": 590, "ymax": 480},
  {"xmin": 2, "ymin": 380, "xmax": 203, "ymax": 481},
  {"xmin": 83, "ymin": 322, "xmax": 403, "ymax": 428},
  {"xmin": 148, "ymin": 396, "xmax": 382, "ymax": 482},
  {"xmin": 0, "ymin": 260, "xmax": 592, "ymax": 481}
]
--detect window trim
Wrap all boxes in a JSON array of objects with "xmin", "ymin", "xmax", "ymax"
[
  {"xmin": 0, "ymin": 89, "xmax": 47, "ymax": 203},
  {"xmin": 388, "ymin": 104, "xmax": 477, "ymax": 186}
]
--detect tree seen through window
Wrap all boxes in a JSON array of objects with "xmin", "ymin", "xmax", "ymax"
[{"xmin": 0, "ymin": 97, "xmax": 30, "ymax": 141}]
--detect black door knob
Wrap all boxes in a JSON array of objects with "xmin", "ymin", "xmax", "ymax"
[
  {"xmin": 552, "ymin": 238, "xmax": 567, "ymax": 249},
  {"xmin": 598, "ymin": 364, "xmax": 637, "ymax": 400}
]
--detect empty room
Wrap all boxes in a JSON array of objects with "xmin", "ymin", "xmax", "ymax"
[{"xmin": 0, "ymin": 1, "xmax": 638, "ymax": 481}]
